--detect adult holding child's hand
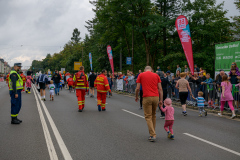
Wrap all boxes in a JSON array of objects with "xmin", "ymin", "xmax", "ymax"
[{"xmin": 135, "ymin": 66, "xmax": 163, "ymax": 142}]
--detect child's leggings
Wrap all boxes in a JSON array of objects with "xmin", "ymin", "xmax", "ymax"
[
  {"xmin": 164, "ymin": 120, "xmax": 174, "ymax": 134},
  {"xmin": 220, "ymin": 101, "xmax": 234, "ymax": 111}
]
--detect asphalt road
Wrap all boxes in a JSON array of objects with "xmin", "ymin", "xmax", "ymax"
[{"xmin": 0, "ymin": 81, "xmax": 240, "ymax": 160}]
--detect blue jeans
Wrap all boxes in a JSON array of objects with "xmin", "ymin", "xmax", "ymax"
[
  {"xmin": 54, "ymin": 83, "xmax": 60, "ymax": 94},
  {"xmin": 10, "ymin": 90, "xmax": 22, "ymax": 117}
]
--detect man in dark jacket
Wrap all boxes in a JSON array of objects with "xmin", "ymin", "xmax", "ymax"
[
  {"xmin": 158, "ymin": 71, "xmax": 173, "ymax": 119},
  {"xmin": 9, "ymin": 63, "xmax": 23, "ymax": 124},
  {"xmin": 52, "ymin": 70, "xmax": 61, "ymax": 95},
  {"xmin": 215, "ymin": 70, "xmax": 227, "ymax": 86},
  {"xmin": 88, "ymin": 70, "xmax": 97, "ymax": 98}
]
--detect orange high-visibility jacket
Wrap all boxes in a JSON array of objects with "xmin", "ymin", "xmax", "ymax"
[
  {"xmin": 6, "ymin": 73, "xmax": 10, "ymax": 82},
  {"xmin": 94, "ymin": 74, "xmax": 110, "ymax": 93},
  {"xmin": 73, "ymin": 71, "xmax": 89, "ymax": 90},
  {"xmin": 20, "ymin": 73, "xmax": 26, "ymax": 83},
  {"xmin": 6, "ymin": 73, "xmax": 10, "ymax": 86}
]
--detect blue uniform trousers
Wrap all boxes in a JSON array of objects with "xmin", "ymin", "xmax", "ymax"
[{"xmin": 10, "ymin": 90, "xmax": 22, "ymax": 117}]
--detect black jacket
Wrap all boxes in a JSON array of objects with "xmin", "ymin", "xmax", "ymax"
[
  {"xmin": 88, "ymin": 74, "xmax": 97, "ymax": 86},
  {"xmin": 10, "ymin": 71, "xmax": 19, "ymax": 94},
  {"xmin": 52, "ymin": 73, "xmax": 61, "ymax": 84}
]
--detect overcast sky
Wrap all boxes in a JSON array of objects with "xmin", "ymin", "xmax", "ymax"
[{"xmin": 0, "ymin": 0, "xmax": 239, "ymax": 68}]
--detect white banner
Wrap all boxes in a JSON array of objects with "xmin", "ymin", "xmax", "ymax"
[{"xmin": 117, "ymin": 79, "xmax": 123, "ymax": 91}]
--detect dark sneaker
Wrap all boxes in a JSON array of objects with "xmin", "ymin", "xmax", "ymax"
[
  {"xmin": 11, "ymin": 118, "xmax": 21, "ymax": 124},
  {"xmin": 78, "ymin": 109, "xmax": 82, "ymax": 112},
  {"xmin": 16, "ymin": 118, "xmax": 22, "ymax": 123},
  {"xmin": 170, "ymin": 135, "xmax": 174, "ymax": 140},
  {"xmin": 98, "ymin": 105, "xmax": 101, "ymax": 112},
  {"xmin": 184, "ymin": 112, "xmax": 187, "ymax": 116},
  {"xmin": 43, "ymin": 98, "xmax": 46, "ymax": 101},
  {"xmin": 139, "ymin": 107, "xmax": 142, "ymax": 110},
  {"xmin": 102, "ymin": 108, "xmax": 106, "ymax": 111},
  {"xmin": 205, "ymin": 111, "xmax": 207, "ymax": 116},
  {"xmin": 58, "ymin": 93, "xmax": 59, "ymax": 95}
]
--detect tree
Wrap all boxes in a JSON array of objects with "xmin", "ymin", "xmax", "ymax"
[
  {"xmin": 232, "ymin": 0, "xmax": 240, "ymax": 40},
  {"xmin": 71, "ymin": 28, "xmax": 81, "ymax": 44}
]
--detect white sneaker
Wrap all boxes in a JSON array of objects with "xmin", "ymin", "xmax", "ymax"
[
  {"xmin": 218, "ymin": 113, "xmax": 222, "ymax": 117},
  {"xmin": 231, "ymin": 115, "xmax": 236, "ymax": 119}
]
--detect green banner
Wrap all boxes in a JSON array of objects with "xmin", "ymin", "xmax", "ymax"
[{"xmin": 215, "ymin": 41, "xmax": 240, "ymax": 74}]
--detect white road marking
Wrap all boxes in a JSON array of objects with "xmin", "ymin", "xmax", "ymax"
[
  {"xmin": 32, "ymin": 85, "xmax": 58, "ymax": 160},
  {"xmin": 183, "ymin": 133, "xmax": 240, "ymax": 156},
  {"xmin": 122, "ymin": 109, "xmax": 145, "ymax": 119},
  {"xmin": 33, "ymin": 85, "xmax": 73, "ymax": 160}
]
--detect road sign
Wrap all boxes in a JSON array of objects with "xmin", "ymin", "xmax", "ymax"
[
  {"xmin": 61, "ymin": 68, "xmax": 65, "ymax": 74},
  {"xmin": 74, "ymin": 62, "xmax": 82, "ymax": 71},
  {"xmin": 126, "ymin": 57, "xmax": 132, "ymax": 65}
]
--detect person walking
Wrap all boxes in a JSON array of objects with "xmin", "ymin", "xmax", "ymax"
[
  {"xmin": 9, "ymin": 63, "xmax": 24, "ymax": 124},
  {"xmin": 67, "ymin": 75, "xmax": 74, "ymax": 92},
  {"xmin": 192, "ymin": 91, "xmax": 207, "ymax": 117},
  {"xmin": 26, "ymin": 73, "xmax": 33, "ymax": 93},
  {"xmin": 52, "ymin": 70, "xmax": 61, "ymax": 95},
  {"xmin": 160, "ymin": 98, "xmax": 175, "ymax": 140},
  {"xmin": 49, "ymin": 80, "xmax": 55, "ymax": 101},
  {"xmin": 175, "ymin": 72, "xmax": 192, "ymax": 116},
  {"xmin": 73, "ymin": 66, "xmax": 89, "ymax": 112},
  {"xmin": 37, "ymin": 72, "xmax": 48, "ymax": 101},
  {"xmin": 88, "ymin": 70, "xmax": 97, "ymax": 98},
  {"xmin": 135, "ymin": 66, "xmax": 163, "ymax": 142},
  {"xmin": 94, "ymin": 69, "xmax": 111, "ymax": 111},
  {"xmin": 218, "ymin": 75, "xmax": 236, "ymax": 119}
]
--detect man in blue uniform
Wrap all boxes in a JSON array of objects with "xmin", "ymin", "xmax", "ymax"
[{"xmin": 9, "ymin": 63, "xmax": 23, "ymax": 124}]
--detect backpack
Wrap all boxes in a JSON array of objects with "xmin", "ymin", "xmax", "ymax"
[{"xmin": 75, "ymin": 71, "xmax": 87, "ymax": 88}]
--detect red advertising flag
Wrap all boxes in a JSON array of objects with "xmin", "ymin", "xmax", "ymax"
[
  {"xmin": 175, "ymin": 15, "xmax": 194, "ymax": 75},
  {"xmin": 107, "ymin": 45, "xmax": 114, "ymax": 74}
]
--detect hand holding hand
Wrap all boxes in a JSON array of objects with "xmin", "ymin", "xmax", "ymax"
[
  {"xmin": 15, "ymin": 94, "xmax": 18, "ymax": 98},
  {"xmin": 159, "ymin": 101, "xmax": 163, "ymax": 107}
]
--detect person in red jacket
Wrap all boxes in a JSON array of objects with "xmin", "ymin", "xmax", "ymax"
[
  {"xmin": 73, "ymin": 66, "xmax": 89, "ymax": 112},
  {"xmin": 94, "ymin": 69, "xmax": 111, "ymax": 111},
  {"xmin": 20, "ymin": 71, "xmax": 26, "ymax": 92},
  {"xmin": 67, "ymin": 75, "xmax": 74, "ymax": 92}
]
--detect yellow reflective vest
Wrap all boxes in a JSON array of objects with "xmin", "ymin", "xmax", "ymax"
[{"xmin": 9, "ymin": 70, "xmax": 23, "ymax": 91}]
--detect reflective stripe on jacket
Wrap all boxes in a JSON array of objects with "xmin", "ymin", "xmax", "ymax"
[
  {"xmin": 9, "ymin": 70, "xmax": 23, "ymax": 90},
  {"xmin": 94, "ymin": 74, "xmax": 110, "ymax": 93},
  {"xmin": 74, "ymin": 71, "xmax": 89, "ymax": 90}
]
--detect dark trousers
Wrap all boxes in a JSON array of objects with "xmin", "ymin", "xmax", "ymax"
[
  {"xmin": 160, "ymin": 89, "xmax": 168, "ymax": 116},
  {"xmin": 140, "ymin": 90, "xmax": 143, "ymax": 108},
  {"xmin": 10, "ymin": 90, "xmax": 22, "ymax": 117}
]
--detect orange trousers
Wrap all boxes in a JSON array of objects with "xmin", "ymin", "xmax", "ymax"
[
  {"xmin": 23, "ymin": 83, "xmax": 25, "ymax": 91},
  {"xmin": 76, "ymin": 89, "xmax": 86, "ymax": 110},
  {"xmin": 97, "ymin": 92, "xmax": 107, "ymax": 109}
]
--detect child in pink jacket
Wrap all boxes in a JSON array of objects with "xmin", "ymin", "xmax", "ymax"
[{"xmin": 160, "ymin": 98, "xmax": 175, "ymax": 140}]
